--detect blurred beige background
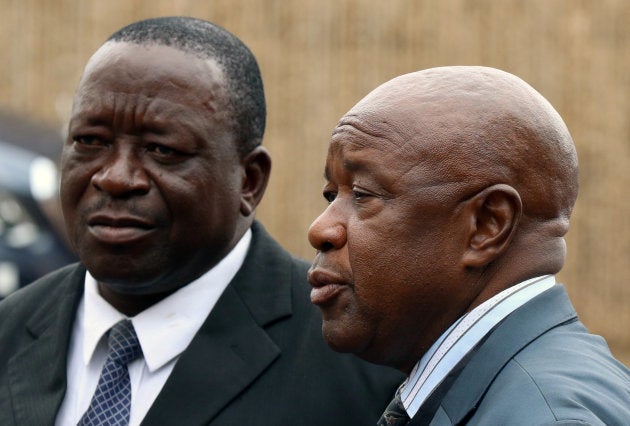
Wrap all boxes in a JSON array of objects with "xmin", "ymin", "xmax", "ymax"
[{"xmin": 0, "ymin": 0, "xmax": 628, "ymax": 364}]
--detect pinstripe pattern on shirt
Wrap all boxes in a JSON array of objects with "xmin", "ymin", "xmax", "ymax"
[{"xmin": 400, "ymin": 275, "xmax": 556, "ymax": 418}]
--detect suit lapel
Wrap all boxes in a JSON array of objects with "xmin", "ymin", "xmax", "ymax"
[
  {"xmin": 141, "ymin": 285, "xmax": 281, "ymax": 425},
  {"xmin": 435, "ymin": 285, "xmax": 578, "ymax": 425},
  {"xmin": 7, "ymin": 265, "xmax": 84, "ymax": 425},
  {"xmin": 141, "ymin": 222, "xmax": 293, "ymax": 425}
]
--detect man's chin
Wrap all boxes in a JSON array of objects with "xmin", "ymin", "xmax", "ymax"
[
  {"xmin": 321, "ymin": 319, "xmax": 401, "ymax": 369},
  {"xmin": 97, "ymin": 279, "xmax": 164, "ymax": 296},
  {"xmin": 88, "ymin": 264, "xmax": 172, "ymax": 297},
  {"xmin": 321, "ymin": 319, "xmax": 370, "ymax": 354}
]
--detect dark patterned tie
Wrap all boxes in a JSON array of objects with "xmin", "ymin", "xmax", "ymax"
[
  {"xmin": 377, "ymin": 385, "xmax": 410, "ymax": 426},
  {"xmin": 78, "ymin": 320, "xmax": 142, "ymax": 426}
]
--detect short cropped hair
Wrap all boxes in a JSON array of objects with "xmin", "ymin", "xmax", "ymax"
[{"xmin": 108, "ymin": 16, "xmax": 266, "ymax": 154}]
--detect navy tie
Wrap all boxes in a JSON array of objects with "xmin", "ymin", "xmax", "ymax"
[
  {"xmin": 78, "ymin": 320, "xmax": 142, "ymax": 426},
  {"xmin": 377, "ymin": 385, "xmax": 410, "ymax": 426}
]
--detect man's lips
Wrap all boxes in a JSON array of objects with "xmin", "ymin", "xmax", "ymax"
[
  {"xmin": 87, "ymin": 214, "xmax": 155, "ymax": 245},
  {"xmin": 307, "ymin": 268, "xmax": 351, "ymax": 305}
]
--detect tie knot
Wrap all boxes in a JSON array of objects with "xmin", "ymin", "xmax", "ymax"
[
  {"xmin": 378, "ymin": 384, "xmax": 410, "ymax": 426},
  {"xmin": 107, "ymin": 320, "xmax": 142, "ymax": 365}
]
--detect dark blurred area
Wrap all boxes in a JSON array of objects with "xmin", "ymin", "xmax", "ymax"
[{"xmin": 0, "ymin": 109, "xmax": 76, "ymax": 298}]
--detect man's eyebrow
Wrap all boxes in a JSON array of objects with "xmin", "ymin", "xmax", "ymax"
[
  {"xmin": 343, "ymin": 158, "xmax": 364, "ymax": 172},
  {"xmin": 323, "ymin": 157, "xmax": 368, "ymax": 181}
]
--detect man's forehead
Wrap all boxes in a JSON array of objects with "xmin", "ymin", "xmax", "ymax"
[
  {"xmin": 331, "ymin": 109, "xmax": 413, "ymax": 151},
  {"xmin": 325, "ymin": 123, "xmax": 420, "ymax": 182},
  {"xmin": 324, "ymin": 133, "xmax": 468, "ymax": 196},
  {"xmin": 326, "ymin": 109, "xmax": 472, "ymax": 188},
  {"xmin": 83, "ymin": 41, "xmax": 226, "ymax": 86},
  {"xmin": 71, "ymin": 91, "xmax": 204, "ymax": 123},
  {"xmin": 75, "ymin": 42, "xmax": 228, "ymax": 115}
]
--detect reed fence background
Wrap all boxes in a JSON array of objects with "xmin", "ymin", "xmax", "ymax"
[{"xmin": 1, "ymin": 0, "xmax": 628, "ymax": 365}]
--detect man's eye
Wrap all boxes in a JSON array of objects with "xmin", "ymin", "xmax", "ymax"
[
  {"xmin": 352, "ymin": 188, "xmax": 371, "ymax": 201},
  {"xmin": 323, "ymin": 190, "xmax": 337, "ymax": 203},
  {"xmin": 74, "ymin": 136, "xmax": 102, "ymax": 146},
  {"xmin": 352, "ymin": 190, "xmax": 365, "ymax": 200},
  {"xmin": 148, "ymin": 144, "xmax": 177, "ymax": 156}
]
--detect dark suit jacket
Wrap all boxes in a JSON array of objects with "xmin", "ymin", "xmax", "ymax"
[
  {"xmin": 0, "ymin": 222, "xmax": 402, "ymax": 425},
  {"xmin": 410, "ymin": 285, "xmax": 630, "ymax": 426}
]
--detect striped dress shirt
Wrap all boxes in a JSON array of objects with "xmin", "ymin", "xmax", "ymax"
[{"xmin": 400, "ymin": 275, "xmax": 556, "ymax": 419}]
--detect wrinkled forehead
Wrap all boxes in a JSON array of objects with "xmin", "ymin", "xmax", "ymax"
[
  {"xmin": 328, "ymin": 67, "xmax": 537, "ymax": 166},
  {"xmin": 326, "ymin": 71, "xmax": 507, "ymax": 187},
  {"xmin": 328, "ymin": 80, "xmax": 465, "ymax": 169},
  {"xmin": 327, "ymin": 109, "xmax": 461, "ymax": 190},
  {"xmin": 68, "ymin": 41, "xmax": 240, "ymax": 146},
  {"xmin": 78, "ymin": 41, "xmax": 227, "ymax": 103}
]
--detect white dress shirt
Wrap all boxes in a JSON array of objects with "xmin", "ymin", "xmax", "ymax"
[
  {"xmin": 400, "ymin": 275, "xmax": 556, "ymax": 419},
  {"xmin": 55, "ymin": 229, "xmax": 252, "ymax": 426}
]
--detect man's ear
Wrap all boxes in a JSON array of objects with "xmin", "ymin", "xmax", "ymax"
[
  {"xmin": 240, "ymin": 146, "xmax": 272, "ymax": 216},
  {"xmin": 461, "ymin": 184, "xmax": 522, "ymax": 268}
]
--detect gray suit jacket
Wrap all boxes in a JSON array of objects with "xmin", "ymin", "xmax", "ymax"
[
  {"xmin": 0, "ymin": 222, "xmax": 402, "ymax": 425},
  {"xmin": 410, "ymin": 285, "xmax": 630, "ymax": 425}
]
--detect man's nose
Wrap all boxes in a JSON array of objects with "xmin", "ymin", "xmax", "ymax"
[
  {"xmin": 91, "ymin": 147, "xmax": 150, "ymax": 197},
  {"xmin": 308, "ymin": 205, "xmax": 346, "ymax": 252}
]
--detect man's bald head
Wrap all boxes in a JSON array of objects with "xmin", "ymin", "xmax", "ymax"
[{"xmin": 346, "ymin": 66, "xmax": 578, "ymax": 226}]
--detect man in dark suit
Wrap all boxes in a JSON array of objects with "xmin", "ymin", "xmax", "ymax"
[
  {"xmin": 307, "ymin": 66, "xmax": 630, "ymax": 425},
  {"xmin": 0, "ymin": 17, "xmax": 401, "ymax": 425}
]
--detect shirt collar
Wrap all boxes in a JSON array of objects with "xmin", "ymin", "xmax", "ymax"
[
  {"xmin": 82, "ymin": 228, "xmax": 252, "ymax": 372},
  {"xmin": 401, "ymin": 275, "xmax": 556, "ymax": 417}
]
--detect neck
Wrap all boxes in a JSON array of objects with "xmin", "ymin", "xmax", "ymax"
[{"xmin": 97, "ymin": 282, "xmax": 180, "ymax": 316}]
